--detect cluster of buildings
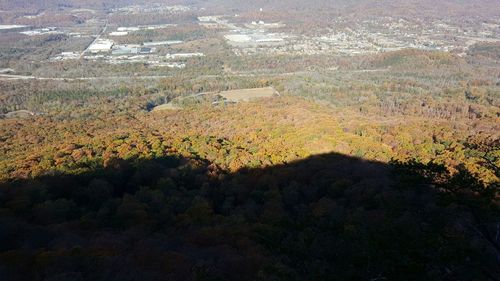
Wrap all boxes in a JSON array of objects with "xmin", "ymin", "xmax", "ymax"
[
  {"xmin": 80, "ymin": 51, "xmax": 195, "ymax": 68},
  {"xmin": 44, "ymin": 18, "xmax": 204, "ymax": 69},
  {"xmin": 245, "ymin": 21, "xmax": 285, "ymax": 29},
  {"xmin": 198, "ymin": 14, "xmax": 499, "ymax": 56},
  {"xmin": 2, "ymin": 24, "xmax": 88, "ymax": 38},
  {"xmin": 109, "ymin": 24, "xmax": 177, "ymax": 36},
  {"xmin": 310, "ymin": 17, "xmax": 500, "ymax": 55},
  {"xmin": 0, "ymin": 25, "xmax": 70, "ymax": 37},
  {"xmin": 0, "ymin": 25, "xmax": 28, "ymax": 32},
  {"xmin": 50, "ymin": 35, "xmax": 202, "ymax": 69},
  {"xmin": 198, "ymin": 15, "xmax": 287, "ymax": 54},
  {"xmin": 111, "ymin": 4, "xmax": 191, "ymax": 15},
  {"xmin": 20, "ymin": 27, "xmax": 62, "ymax": 36},
  {"xmin": 224, "ymin": 33, "xmax": 285, "ymax": 45},
  {"xmin": 111, "ymin": 45, "xmax": 155, "ymax": 55}
]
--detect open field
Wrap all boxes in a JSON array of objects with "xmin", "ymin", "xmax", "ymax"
[{"xmin": 217, "ymin": 86, "xmax": 280, "ymax": 102}]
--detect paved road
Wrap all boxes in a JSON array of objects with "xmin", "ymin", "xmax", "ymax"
[
  {"xmin": 79, "ymin": 21, "xmax": 109, "ymax": 59},
  {"xmin": 0, "ymin": 74, "xmax": 174, "ymax": 81},
  {"xmin": 0, "ymin": 70, "xmax": 315, "ymax": 81},
  {"xmin": 0, "ymin": 68, "xmax": 394, "ymax": 82}
]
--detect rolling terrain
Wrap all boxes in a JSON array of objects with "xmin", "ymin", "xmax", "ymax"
[{"xmin": 0, "ymin": 0, "xmax": 498, "ymax": 280}]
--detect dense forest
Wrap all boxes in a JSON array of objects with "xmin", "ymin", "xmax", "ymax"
[
  {"xmin": 0, "ymin": 150, "xmax": 498, "ymax": 280},
  {"xmin": 0, "ymin": 91, "xmax": 498, "ymax": 280}
]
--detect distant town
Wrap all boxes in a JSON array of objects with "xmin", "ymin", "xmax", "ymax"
[{"xmin": 0, "ymin": 3, "xmax": 498, "ymax": 74}]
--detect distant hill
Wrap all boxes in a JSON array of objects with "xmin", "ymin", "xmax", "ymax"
[{"xmin": 1, "ymin": 0, "xmax": 499, "ymax": 18}]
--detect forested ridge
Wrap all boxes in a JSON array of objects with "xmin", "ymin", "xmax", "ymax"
[
  {"xmin": 0, "ymin": 94, "xmax": 498, "ymax": 280},
  {"xmin": 0, "ymin": 150, "xmax": 498, "ymax": 280}
]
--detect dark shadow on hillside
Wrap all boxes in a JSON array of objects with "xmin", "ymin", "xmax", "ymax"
[{"xmin": 0, "ymin": 153, "xmax": 498, "ymax": 281}]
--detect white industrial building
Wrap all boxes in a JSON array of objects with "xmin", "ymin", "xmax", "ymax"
[
  {"xmin": 166, "ymin": 53, "xmax": 204, "ymax": 59},
  {"xmin": 88, "ymin": 39, "xmax": 114, "ymax": 53},
  {"xmin": 109, "ymin": 31, "xmax": 128, "ymax": 36},
  {"xmin": 143, "ymin": 40, "xmax": 183, "ymax": 46},
  {"xmin": 0, "ymin": 25, "xmax": 28, "ymax": 32},
  {"xmin": 117, "ymin": 27, "xmax": 140, "ymax": 32}
]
